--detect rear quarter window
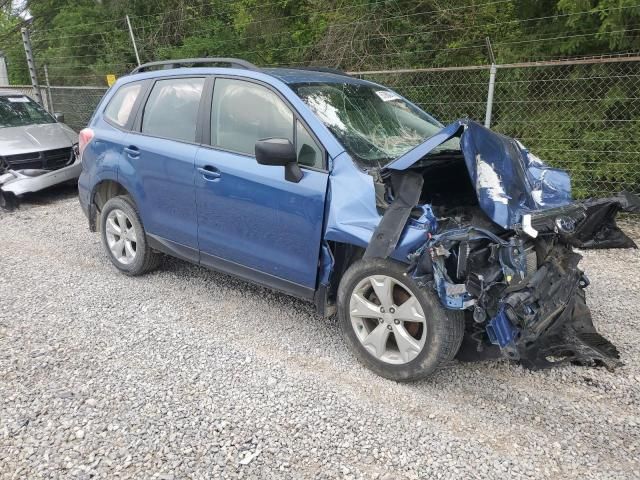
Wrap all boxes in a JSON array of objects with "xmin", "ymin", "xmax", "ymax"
[{"xmin": 103, "ymin": 82, "xmax": 142, "ymax": 128}]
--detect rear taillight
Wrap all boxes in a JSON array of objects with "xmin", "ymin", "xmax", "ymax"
[{"xmin": 78, "ymin": 128, "xmax": 94, "ymax": 158}]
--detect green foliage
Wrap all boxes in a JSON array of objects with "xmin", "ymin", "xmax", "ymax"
[
  {"xmin": 0, "ymin": 0, "xmax": 637, "ymax": 196},
  {"xmin": 2, "ymin": 0, "xmax": 637, "ymax": 81}
]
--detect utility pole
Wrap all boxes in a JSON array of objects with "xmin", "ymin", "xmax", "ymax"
[
  {"xmin": 21, "ymin": 26, "xmax": 43, "ymax": 105},
  {"xmin": 484, "ymin": 36, "xmax": 497, "ymax": 129},
  {"xmin": 126, "ymin": 15, "xmax": 141, "ymax": 67}
]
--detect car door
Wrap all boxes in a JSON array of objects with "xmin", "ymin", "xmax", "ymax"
[
  {"xmin": 122, "ymin": 76, "xmax": 206, "ymax": 252},
  {"xmin": 194, "ymin": 77, "xmax": 328, "ymax": 299}
]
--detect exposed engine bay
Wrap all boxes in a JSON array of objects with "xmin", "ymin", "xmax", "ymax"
[{"xmin": 362, "ymin": 130, "xmax": 639, "ymax": 370}]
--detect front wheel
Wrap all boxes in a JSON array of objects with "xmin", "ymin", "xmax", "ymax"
[{"xmin": 337, "ymin": 258, "xmax": 464, "ymax": 381}]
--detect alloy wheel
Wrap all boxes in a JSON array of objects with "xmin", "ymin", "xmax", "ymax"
[
  {"xmin": 105, "ymin": 208, "xmax": 137, "ymax": 265},
  {"xmin": 349, "ymin": 275, "xmax": 427, "ymax": 364}
]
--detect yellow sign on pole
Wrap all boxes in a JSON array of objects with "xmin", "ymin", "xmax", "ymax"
[{"xmin": 106, "ymin": 74, "xmax": 116, "ymax": 87}]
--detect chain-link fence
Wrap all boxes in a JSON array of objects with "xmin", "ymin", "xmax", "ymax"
[
  {"xmin": 47, "ymin": 86, "xmax": 108, "ymax": 131},
  {"xmin": 0, "ymin": 84, "xmax": 107, "ymax": 131},
  {"xmin": 2, "ymin": 56, "xmax": 639, "ymax": 198},
  {"xmin": 356, "ymin": 57, "xmax": 640, "ymax": 197}
]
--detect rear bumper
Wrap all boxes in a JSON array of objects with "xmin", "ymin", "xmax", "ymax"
[
  {"xmin": 0, "ymin": 157, "xmax": 81, "ymax": 196},
  {"xmin": 76, "ymin": 170, "xmax": 97, "ymax": 231}
]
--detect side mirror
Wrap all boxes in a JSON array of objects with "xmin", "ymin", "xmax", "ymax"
[
  {"xmin": 255, "ymin": 138, "xmax": 303, "ymax": 183},
  {"xmin": 54, "ymin": 112, "xmax": 65, "ymax": 123}
]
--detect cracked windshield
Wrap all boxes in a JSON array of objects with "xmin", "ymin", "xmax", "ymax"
[
  {"xmin": 0, "ymin": 96, "xmax": 55, "ymax": 128},
  {"xmin": 292, "ymin": 82, "xmax": 459, "ymax": 168}
]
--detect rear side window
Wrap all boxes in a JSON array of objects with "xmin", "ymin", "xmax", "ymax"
[
  {"xmin": 103, "ymin": 82, "xmax": 142, "ymax": 127},
  {"xmin": 142, "ymin": 78, "xmax": 205, "ymax": 143},
  {"xmin": 211, "ymin": 78, "xmax": 293, "ymax": 155}
]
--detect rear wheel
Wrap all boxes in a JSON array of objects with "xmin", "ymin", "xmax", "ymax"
[
  {"xmin": 337, "ymin": 258, "xmax": 464, "ymax": 381},
  {"xmin": 100, "ymin": 196, "xmax": 161, "ymax": 276}
]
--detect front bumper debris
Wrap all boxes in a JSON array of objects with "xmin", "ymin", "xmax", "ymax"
[
  {"xmin": 485, "ymin": 245, "xmax": 620, "ymax": 369},
  {"xmin": 526, "ymin": 192, "xmax": 640, "ymax": 249},
  {"xmin": 0, "ymin": 157, "xmax": 81, "ymax": 208},
  {"xmin": 408, "ymin": 194, "xmax": 638, "ymax": 369}
]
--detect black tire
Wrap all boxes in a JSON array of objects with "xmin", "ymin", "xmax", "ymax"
[
  {"xmin": 442, "ymin": 309, "xmax": 465, "ymax": 362},
  {"xmin": 0, "ymin": 191, "xmax": 18, "ymax": 211},
  {"xmin": 337, "ymin": 258, "xmax": 464, "ymax": 382},
  {"xmin": 100, "ymin": 196, "xmax": 161, "ymax": 276}
]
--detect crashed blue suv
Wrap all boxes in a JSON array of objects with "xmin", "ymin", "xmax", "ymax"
[{"xmin": 78, "ymin": 58, "xmax": 639, "ymax": 381}]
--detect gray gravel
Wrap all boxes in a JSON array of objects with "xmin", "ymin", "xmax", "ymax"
[{"xmin": 1, "ymin": 190, "xmax": 639, "ymax": 479}]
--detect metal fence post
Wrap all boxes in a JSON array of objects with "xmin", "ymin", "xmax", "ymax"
[
  {"xmin": 0, "ymin": 51, "xmax": 9, "ymax": 85},
  {"xmin": 484, "ymin": 37, "xmax": 497, "ymax": 128},
  {"xmin": 20, "ymin": 27, "xmax": 43, "ymax": 105},
  {"xmin": 43, "ymin": 64, "xmax": 54, "ymax": 113},
  {"xmin": 126, "ymin": 15, "xmax": 141, "ymax": 67}
]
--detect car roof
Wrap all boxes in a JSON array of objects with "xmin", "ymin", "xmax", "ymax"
[
  {"xmin": 124, "ymin": 59, "xmax": 379, "ymax": 88},
  {"xmin": 261, "ymin": 68, "xmax": 374, "ymax": 86},
  {"xmin": 0, "ymin": 90, "xmax": 31, "ymax": 97}
]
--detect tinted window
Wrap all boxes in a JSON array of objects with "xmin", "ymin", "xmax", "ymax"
[
  {"xmin": 296, "ymin": 120, "xmax": 323, "ymax": 168},
  {"xmin": 211, "ymin": 79, "xmax": 293, "ymax": 155},
  {"xmin": 104, "ymin": 82, "xmax": 142, "ymax": 127},
  {"xmin": 142, "ymin": 78, "xmax": 204, "ymax": 143},
  {"xmin": 0, "ymin": 95, "xmax": 55, "ymax": 128}
]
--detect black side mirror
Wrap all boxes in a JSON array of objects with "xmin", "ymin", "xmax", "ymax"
[
  {"xmin": 54, "ymin": 112, "xmax": 65, "ymax": 123},
  {"xmin": 255, "ymin": 138, "xmax": 303, "ymax": 183}
]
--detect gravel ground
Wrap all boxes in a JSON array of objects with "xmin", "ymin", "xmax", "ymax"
[{"xmin": 1, "ymin": 188, "xmax": 639, "ymax": 479}]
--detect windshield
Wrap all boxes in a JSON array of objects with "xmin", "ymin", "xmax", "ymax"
[
  {"xmin": 291, "ymin": 82, "xmax": 459, "ymax": 168},
  {"xmin": 0, "ymin": 95, "xmax": 56, "ymax": 128}
]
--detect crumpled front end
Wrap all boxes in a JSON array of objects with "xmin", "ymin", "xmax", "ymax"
[
  {"xmin": 0, "ymin": 145, "xmax": 80, "ymax": 209},
  {"xmin": 324, "ymin": 119, "xmax": 639, "ymax": 369}
]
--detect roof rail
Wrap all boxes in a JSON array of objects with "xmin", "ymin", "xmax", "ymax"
[
  {"xmin": 131, "ymin": 57, "xmax": 259, "ymax": 75},
  {"xmin": 288, "ymin": 66, "xmax": 352, "ymax": 77}
]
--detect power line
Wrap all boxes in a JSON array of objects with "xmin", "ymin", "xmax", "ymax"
[
  {"xmin": 493, "ymin": 27, "xmax": 640, "ymax": 48},
  {"xmin": 28, "ymin": 1, "xmax": 640, "ymax": 63},
  {"xmin": 127, "ymin": 5, "xmax": 640, "ymax": 59},
  {"xmin": 30, "ymin": 0, "xmax": 512, "ymax": 43},
  {"xmin": 28, "ymin": 0, "xmax": 323, "ymax": 38}
]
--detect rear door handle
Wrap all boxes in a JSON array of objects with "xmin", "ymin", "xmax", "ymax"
[
  {"xmin": 197, "ymin": 166, "xmax": 221, "ymax": 180},
  {"xmin": 124, "ymin": 146, "xmax": 140, "ymax": 158}
]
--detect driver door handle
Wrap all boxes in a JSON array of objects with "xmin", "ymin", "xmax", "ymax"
[
  {"xmin": 197, "ymin": 166, "xmax": 221, "ymax": 180},
  {"xmin": 124, "ymin": 146, "xmax": 140, "ymax": 158}
]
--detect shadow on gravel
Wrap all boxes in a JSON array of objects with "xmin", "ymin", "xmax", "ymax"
[
  {"xmin": 1, "ymin": 182, "xmax": 79, "ymax": 214},
  {"xmin": 619, "ymin": 217, "xmax": 640, "ymax": 243},
  {"xmin": 161, "ymin": 255, "xmax": 320, "ymax": 309},
  {"xmin": 158, "ymin": 255, "xmax": 333, "ymax": 323}
]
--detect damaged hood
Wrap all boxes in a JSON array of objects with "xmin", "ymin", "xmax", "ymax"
[
  {"xmin": 0, "ymin": 123, "xmax": 76, "ymax": 156},
  {"xmin": 384, "ymin": 119, "xmax": 572, "ymax": 229}
]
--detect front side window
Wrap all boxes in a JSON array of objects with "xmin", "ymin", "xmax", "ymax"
[
  {"xmin": 0, "ymin": 95, "xmax": 55, "ymax": 128},
  {"xmin": 104, "ymin": 82, "xmax": 142, "ymax": 127},
  {"xmin": 142, "ymin": 78, "xmax": 204, "ymax": 143},
  {"xmin": 211, "ymin": 78, "xmax": 293, "ymax": 156},
  {"xmin": 296, "ymin": 120, "xmax": 322, "ymax": 168},
  {"xmin": 291, "ymin": 82, "xmax": 458, "ymax": 168}
]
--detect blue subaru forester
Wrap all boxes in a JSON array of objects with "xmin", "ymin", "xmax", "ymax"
[{"xmin": 79, "ymin": 58, "xmax": 639, "ymax": 381}]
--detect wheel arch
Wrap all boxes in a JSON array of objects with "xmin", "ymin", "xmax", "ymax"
[
  {"xmin": 325, "ymin": 241, "xmax": 366, "ymax": 302},
  {"xmin": 90, "ymin": 179, "xmax": 135, "ymax": 232}
]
